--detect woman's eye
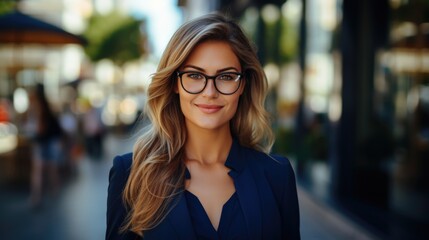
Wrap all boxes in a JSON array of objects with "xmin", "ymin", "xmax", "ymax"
[
  {"xmin": 187, "ymin": 73, "xmax": 203, "ymax": 79},
  {"xmin": 218, "ymin": 74, "xmax": 234, "ymax": 81}
]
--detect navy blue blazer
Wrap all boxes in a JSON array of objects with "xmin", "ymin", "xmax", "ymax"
[{"xmin": 106, "ymin": 140, "xmax": 300, "ymax": 240}]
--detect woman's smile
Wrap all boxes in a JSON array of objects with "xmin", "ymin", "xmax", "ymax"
[{"xmin": 195, "ymin": 104, "xmax": 224, "ymax": 114}]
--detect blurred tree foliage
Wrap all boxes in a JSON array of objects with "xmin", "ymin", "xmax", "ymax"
[
  {"xmin": 263, "ymin": 17, "xmax": 299, "ymax": 64},
  {"xmin": 272, "ymin": 127, "xmax": 296, "ymax": 156},
  {"xmin": 279, "ymin": 18, "xmax": 298, "ymax": 63},
  {"xmin": 84, "ymin": 12, "xmax": 144, "ymax": 65},
  {"xmin": 0, "ymin": 0, "xmax": 17, "ymax": 14},
  {"xmin": 239, "ymin": 11, "xmax": 298, "ymax": 65}
]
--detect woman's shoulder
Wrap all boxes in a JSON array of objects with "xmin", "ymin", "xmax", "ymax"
[
  {"xmin": 109, "ymin": 153, "xmax": 133, "ymax": 184},
  {"xmin": 242, "ymin": 146, "xmax": 292, "ymax": 170},
  {"xmin": 241, "ymin": 146, "xmax": 296, "ymax": 183},
  {"xmin": 243, "ymin": 148, "xmax": 298, "ymax": 206},
  {"xmin": 112, "ymin": 152, "xmax": 133, "ymax": 169},
  {"xmin": 106, "ymin": 152, "xmax": 139, "ymax": 240}
]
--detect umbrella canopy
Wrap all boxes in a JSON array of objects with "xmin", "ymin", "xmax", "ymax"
[{"xmin": 0, "ymin": 10, "xmax": 86, "ymax": 45}]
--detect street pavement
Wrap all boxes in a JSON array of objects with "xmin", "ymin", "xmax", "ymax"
[{"xmin": 0, "ymin": 133, "xmax": 379, "ymax": 240}]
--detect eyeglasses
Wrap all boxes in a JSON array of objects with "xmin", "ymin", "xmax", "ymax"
[{"xmin": 177, "ymin": 71, "xmax": 242, "ymax": 95}]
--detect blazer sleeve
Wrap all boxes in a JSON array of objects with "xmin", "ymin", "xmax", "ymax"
[
  {"xmin": 106, "ymin": 154, "xmax": 140, "ymax": 240},
  {"xmin": 270, "ymin": 155, "xmax": 301, "ymax": 240}
]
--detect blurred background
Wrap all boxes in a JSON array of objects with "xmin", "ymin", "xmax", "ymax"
[{"xmin": 0, "ymin": 0, "xmax": 428, "ymax": 239}]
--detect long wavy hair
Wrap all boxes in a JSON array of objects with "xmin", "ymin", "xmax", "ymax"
[{"xmin": 122, "ymin": 12, "xmax": 274, "ymax": 236}]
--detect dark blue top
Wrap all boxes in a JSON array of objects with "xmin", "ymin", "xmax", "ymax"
[
  {"xmin": 185, "ymin": 191, "xmax": 248, "ymax": 240},
  {"xmin": 184, "ymin": 166, "xmax": 249, "ymax": 240},
  {"xmin": 106, "ymin": 139, "xmax": 301, "ymax": 240}
]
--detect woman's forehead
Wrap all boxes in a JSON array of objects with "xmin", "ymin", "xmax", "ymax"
[{"xmin": 182, "ymin": 41, "xmax": 241, "ymax": 72}]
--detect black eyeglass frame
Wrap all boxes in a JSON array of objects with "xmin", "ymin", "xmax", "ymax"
[{"xmin": 176, "ymin": 71, "xmax": 243, "ymax": 95}]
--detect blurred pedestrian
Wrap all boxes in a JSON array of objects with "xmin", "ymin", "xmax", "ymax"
[
  {"xmin": 106, "ymin": 13, "xmax": 300, "ymax": 239},
  {"xmin": 59, "ymin": 103, "xmax": 80, "ymax": 174},
  {"xmin": 26, "ymin": 84, "xmax": 63, "ymax": 208},
  {"xmin": 82, "ymin": 101, "xmax": 104, "ymax": 160}
]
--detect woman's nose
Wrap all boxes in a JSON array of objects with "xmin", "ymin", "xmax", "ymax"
[{"xmin": 201, "ymin": 78, "xmax": 218, "ymax": 97}]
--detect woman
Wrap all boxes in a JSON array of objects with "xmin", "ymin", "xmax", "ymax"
[
  {"xmin": 27, "ymin": 84, "xmax": 63, "ymax": 208},
  {"xmin": 106, "ymin": 13, "xmax": 300, "ymax": 240}
]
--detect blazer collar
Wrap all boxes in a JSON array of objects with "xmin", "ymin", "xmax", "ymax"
[{"xmin": 224, "ymin": 137, "xmax": 246, "ymax": 174}]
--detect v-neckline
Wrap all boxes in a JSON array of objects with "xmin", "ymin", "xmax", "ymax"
[{"xmin": 185, "ymin": 190, "xmax": 236, "ymax": 232}]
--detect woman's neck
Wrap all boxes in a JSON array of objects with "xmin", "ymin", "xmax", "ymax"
[{"xmin": 185, "ymin": 126, "xmax": 232, "ymax": 165}]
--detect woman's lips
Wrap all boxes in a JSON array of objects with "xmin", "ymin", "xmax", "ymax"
[{"xmin": 195, "ymin": 104, "xmax": 223, "ymax": 113}]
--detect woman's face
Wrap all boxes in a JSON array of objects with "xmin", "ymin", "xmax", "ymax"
[{"xmin": 176, "ymin": 40, "xmax": 244, "ymax": 133}]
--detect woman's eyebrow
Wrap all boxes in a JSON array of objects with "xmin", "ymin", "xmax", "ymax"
[{"xmin": 182, "ymin": 65, "xmax": 240, "ymax": 73}]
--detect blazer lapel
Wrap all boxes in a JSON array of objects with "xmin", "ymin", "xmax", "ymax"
[
  {"xmin": 226, "ymin": 139, "xmax": 262, "ymax": 240},
  {"xmin": 165, "ymin": 192, "xmax": 197, "ymax": 240},
  {"xmin": 234, "ymin": 168, "xmax": 262, "ymax": 240}
]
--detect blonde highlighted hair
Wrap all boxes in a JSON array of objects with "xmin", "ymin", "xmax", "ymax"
[{"xmin": 122, "ymin": 12, "xmax": 274, "ymax": 236}]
